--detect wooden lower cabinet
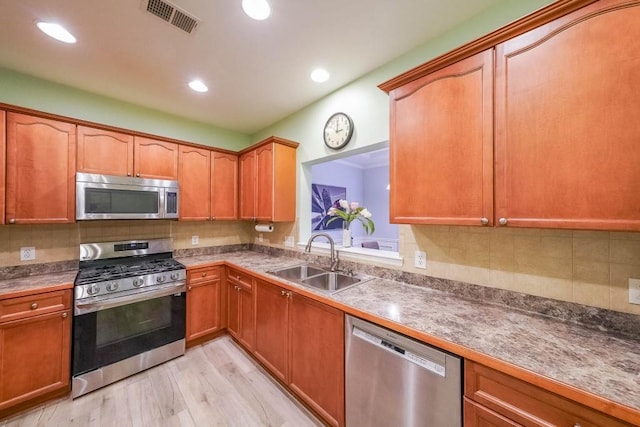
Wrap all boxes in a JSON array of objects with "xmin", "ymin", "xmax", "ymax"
[
  {"xmin": 254, "ymin": 278, "xmax": 345, "ymax": 427},
  {"xmin": 0, "ymin": 290, "xmax": 72, "ymax": 417},
  {"xmin": 226, "ymin": 268, "xmax": 254, "ymax": 350},
  {"xmin": 186, "ymin": 266, "xmax": 222, "ymax": 345},
  {"xmin": 464, "ymin": 361, "xmax": 634, "ymax": 427}
]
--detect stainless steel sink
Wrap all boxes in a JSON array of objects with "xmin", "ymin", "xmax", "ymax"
[{"xmin": 267, "ymin": 264, "xmax": 373, "ymax": 294}]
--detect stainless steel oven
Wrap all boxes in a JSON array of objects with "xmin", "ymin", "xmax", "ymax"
[
  {"xmin": 72, "ymin": 238, "xmax": 186, "ymax": 398},
  {"xmin": 76, "ymin": 172, "xmax": 179, "ymax": 220}
]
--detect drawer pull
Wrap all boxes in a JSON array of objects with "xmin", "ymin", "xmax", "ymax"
[
  {"xmin": 574, "ymin": 424, "xmax": 582, "ymax": 427},
  {"xmin": 202, "ymin": 273, "xmax": 207, "ymax": 277},
  {"xmin": 281, "ymin": 290, "xmax": 287, "ymax": 296},
  {"xmin": 30, "ymin": 303, "xmax": 38, "ymax": 310},
  {"xmin": 62, "ymin": 312, "xmax": 68, "ymax": 318},
  {"xmin": 188, "ymin": 286, "xmax": 192, "ymax": 291}
]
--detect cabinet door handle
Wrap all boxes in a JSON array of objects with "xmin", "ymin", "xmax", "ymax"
[
  {"xmin": 136, "ymin": 173, "xmax": 140, "ymax": 177},
  {"xmin": 498, "ymin": 217, "xmax": 508, "ymax": 226},
  {"xmin": 202, "ymin": 272, "xmax": 207, "ymax": 277},
  {"xmin": 30, "ymin": 303, "xmax": 38, "ymax": 310},
  {"xmin": 573, "ymin": 424, "xmax": 582, "ymax": 427},
  {"xmin": 188, "ymin": 286, "xmax": 192, "ymax": 291},
  {"xmin": 480, "ymin": 217, "xmax": 489, "ymax": 225},
  {"xmin": 62, "ymin": 312, "xmax": 68, "ymax": 318},
  {"xmin": 127, "ymin": 173, "xmax": 132, "ymax": 176},
  {"xmin": 9, "ymin": 219, "xmax": 15, "ymax": 224},
  {"xmin": 281, "ymin": 290, "xmax": 287, "ymax": 297}
]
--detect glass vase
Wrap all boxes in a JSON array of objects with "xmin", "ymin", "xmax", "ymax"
[{"xmin": 342, "ymin": 223, "xmax": 352, "ymax": 248}]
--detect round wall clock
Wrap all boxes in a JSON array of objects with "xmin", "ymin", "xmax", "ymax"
[{"xmin": 323, "ymin": 112, "xmax": 354, "ymax": 150}]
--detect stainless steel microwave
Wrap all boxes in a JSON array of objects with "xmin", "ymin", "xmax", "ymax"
[{"xmin": 76, "ymin": 173, "xmax": 179, "ymax": 220}]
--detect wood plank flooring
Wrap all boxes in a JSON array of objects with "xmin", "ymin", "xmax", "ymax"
[{"xmin": 1, "ymin": 336, "xmax": 323, "ymax": 427}]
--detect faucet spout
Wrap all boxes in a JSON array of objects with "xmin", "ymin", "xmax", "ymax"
[{"xmin": 305, "ymin": 233, "xmax": 340, "ymax": 272}]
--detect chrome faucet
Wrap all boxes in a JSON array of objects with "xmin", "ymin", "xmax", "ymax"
[{"xmin": 305, "ymin": 233, "xmax": 340, "ymax": 272}]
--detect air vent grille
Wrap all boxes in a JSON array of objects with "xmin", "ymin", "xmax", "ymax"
[{"xmin": 145, "ymin": 0, "xmax": 200, "ymax": 34}]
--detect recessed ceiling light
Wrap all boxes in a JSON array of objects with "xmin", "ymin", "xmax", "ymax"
[
  {"xmin": 242, "ymin": 0, "xmax": 271, "ymax": 20},
  {"xmin": 310, "ymin": 68, "xmax": 330, "ymax": 83},
  {"xmin": 188, "ymin": 80, "xmax": 208, "ymax": 93},
  {"xmin": 36, "ymin": 22, "xmax": 76, "ymax": 44}
]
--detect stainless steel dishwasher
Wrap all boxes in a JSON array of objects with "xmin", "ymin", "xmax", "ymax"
[{"xmin": 345, "ymin": 315, "xmax": 462, "ymax": 427}]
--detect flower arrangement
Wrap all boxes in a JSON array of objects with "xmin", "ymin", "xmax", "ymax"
[{"xmin": 327, "ymin": 199, "xmax": 375, "ymax": 235}]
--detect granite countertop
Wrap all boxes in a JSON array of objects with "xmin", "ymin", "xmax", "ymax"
[
  {"xmin": 2, "ymin": 251, "xmax": 638, "ymax": 419},
  {"xmin": 178, "ymin": 251, "xmax": 640, "ymax": 416},
  {"xmin": 0, "ymin": 270, "xmax": 76, "ymax": 297}
]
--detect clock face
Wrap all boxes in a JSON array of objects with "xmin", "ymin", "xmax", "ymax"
[{"xmin": 323, "ymin": 112, "xmax": 354, "ymax": 149}]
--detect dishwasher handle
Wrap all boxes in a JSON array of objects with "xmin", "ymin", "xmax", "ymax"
[{"xmin": 353, "ymin": 326, "xmax": 447, "ymax": 377}]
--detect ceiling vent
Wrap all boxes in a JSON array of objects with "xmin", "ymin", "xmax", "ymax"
[{"xmin": 144, "ymin": 0, "xmax": 200, "ymax": 34}]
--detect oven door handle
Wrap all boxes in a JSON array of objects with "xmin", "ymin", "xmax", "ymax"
[{"xmin": 74, "ymin": 282, "xmax": 186, "ymax": 315}]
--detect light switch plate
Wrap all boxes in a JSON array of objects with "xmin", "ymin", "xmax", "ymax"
[
  {"xmin": 191, "ymin": 235, "xmax": 199, "ymax": 245},
  {"xmin": 20, "ymin": 247, "xmax": 36, "ymax": 261},
  {"xmin": 629, "ymin": 278, "xmax": 640, "ymax": 305},
  {"xmin": 415, "ymin": 250, "xmax": 427, "ymax": 269}
]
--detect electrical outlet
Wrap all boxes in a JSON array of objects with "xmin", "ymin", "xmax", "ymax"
[
  {"xmin": 284, "ymin": 236, "xmax": 295, "ymax": 248},
  {"xmin": 629, "ymin": 278, "xmax": 640, "ymax": 305},
  {"xmin": 415, "ymin": 250, "xmax": 427, "ymax": 269},
  {"xmin": 258, "ymin": 233, "xmax": 264, "ymax": 243},
  {"xmin": 20, "ymin": 247, "xmax": 36, "ymax": 261},
  {"xmin": 191, "ymin": 235, "xmax": 199, "ymax": 245}
]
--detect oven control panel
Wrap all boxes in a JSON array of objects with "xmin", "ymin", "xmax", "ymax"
[{"xmin": 74, "ymin": 269, "xmax": 186, "ymax": 301}]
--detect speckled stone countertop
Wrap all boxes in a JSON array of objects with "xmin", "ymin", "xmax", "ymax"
[
  {"xmin": 1, "ymin": 250, "xmax": 638, "ymax": 420},
  {"xmin": 178, "ymin": 251, "xmax": 640, "ymax": 417},
  {"xmin": 0, "ymin": 270, "xmax": 76, "ymax": 298}
]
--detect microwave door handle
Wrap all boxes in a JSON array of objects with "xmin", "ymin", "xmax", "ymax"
[
  {"xmin": 74, "ymin": 282, "xmax": 186, "ymax": 315},
  {"xmin": 159, "ymin": 188, "xmax": 165, "ymax": 217}
]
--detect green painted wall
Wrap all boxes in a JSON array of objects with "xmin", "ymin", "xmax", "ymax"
[{"xmin": 0, "ymin": 67, "xmax": 250, "ymax": 151}]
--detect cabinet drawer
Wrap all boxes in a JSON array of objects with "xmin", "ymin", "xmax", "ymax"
[
  {"xmin": 465, "ymin": 361, "xmax": 632, "ymax": 427},
  {"xmin": 227, "ymin": 268, "xmax": 253, "ymax": 291},
  {"xmin": 0, "ymin": 290, "xmax": 72, "ymax": 323},
  {"xmin": 187, "ymin": 265, "xmax": 221, "ymax": 285}
]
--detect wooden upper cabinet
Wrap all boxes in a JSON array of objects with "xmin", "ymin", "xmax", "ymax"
[
  {"xmin": 255, "ymin": 144, "xmax": 274, "ymax": 221},
  {"xmin": 133, "ymin": 136, "xmax": 179, "ymax": 180},
  {"xmin": 494, "ymin": 0, "xmax": 640, "ymax": 230},
  {"xmin": 389, "ymin": 49, "xmax": 494, "ymax": 226},
  {"xmin": 239, "ymin": 137, "xmax": 298, "ymax": 222},
  {"xmin": 211, "ymin": 152, "xmax": 238, "ymax": 220},
  {"xmin": 0, "ymin": 111, "xmax": 5, "ymax": 225},
  {"xmin": 77, "ymin": 125, "xmax": 134, "ymax": 176},
  {"xmin": 179, "ymin": 146, "xmax": 211, "ymax": 221},
  {"xmin": 6, "ymin": 113, "xmax": 76, "ymax": 224},
  {"xmin": 239, "ymin": 150, "xmax": 257, "ymax": 220}
]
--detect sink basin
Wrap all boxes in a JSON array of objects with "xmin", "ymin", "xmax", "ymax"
[
  {"xmin": 301, "ymin": 272, "xmax": 363, "ymax": 293},
  {"xmin": 267, "ymin": 264, "xmax": 373, "ymax": 294},
  {"xmin": 268, "ymin": 264, "xmax": 327, "ymax": 281}
]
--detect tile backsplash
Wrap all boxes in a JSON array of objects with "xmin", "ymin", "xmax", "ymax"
[{"xmin": 2, "ymin": 220, "xmax": 639, "ymax": 315}]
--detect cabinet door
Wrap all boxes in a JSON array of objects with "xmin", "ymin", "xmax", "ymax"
[
  {"xmin": 179, "ymin": 146, "xmax": 211, "ymax": 221},
  {"xmin": 389, "ymin": 49, "xmax": 494, "ymax": 226},
  {"xmin": 0, "ymin": 110, "xmax": 5, "ymax": 225},
  {"xmin": 227, "ymin": 281, "xmax": 240, "ymax": 338},
  {"xmin": 494, "ymin": 0, "xmax": 640, "ymax": 230},
  {"xmin": 77, "ymin": 125, "xmax": 134, "ymax": 176},
  {"xmin": 255, "ymin": 143, "xmax": 274, "ymax": 221},
  {"xmin": 6, "ymin": 113, "xmax": 76, "ymax": 224},
  {"xmin": 254, "ymin": 279, "xmax": 288, "ymax": 381},
  {"xmin": 238, "ymin": 285, "xmax": 254, "ymax": 350},
  {"xmin": 289, "ymin": 293, "xmax": 344, "ymax": 427},
  {"xmin": 0, "ymin": 310, "xmax": 71, "ymax": 412},
  {"xmin": 271, "ymin": 143, "xmax": 297, "ymax": 222},
  {"xmin": 211, "ymin": 151, "xmax": 238, "ymax": 220},
  {"xmin": 133, "ymin": 136, "xmax": 179, "ymax": 180},
  {"xmin": 186, "ymin": 280, "xmax": 221, "ymax": 343},
  {"xmin": 239, "ymin": 150, "xmax": 256, "ymax": 220}
]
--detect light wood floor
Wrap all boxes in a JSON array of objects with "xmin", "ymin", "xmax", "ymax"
[{"xmin": 1, "ymin": 336, "xmax": 323, "ymax": 427}]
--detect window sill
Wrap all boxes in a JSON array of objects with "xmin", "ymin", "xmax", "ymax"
[{"xmin": 297, "ymin": 241, "xmax": 403, "ymax": 267}]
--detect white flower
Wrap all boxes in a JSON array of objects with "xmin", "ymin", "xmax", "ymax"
[
  {"xmin": 360, "ymin": 208, "xmax": 372, "ymax": 219},
  {"xmin": 327, "ymin": 207, "xmax": 337, "ymax": 216},
  {"xmin": 350, "ymin": 201, "xmax": 359, "ymax": 210},
  {"xmin": 339, "ymin": 199, "xmax": 349, "ymax": 210}
]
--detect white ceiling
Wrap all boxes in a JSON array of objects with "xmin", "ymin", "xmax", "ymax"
[{"xmin": 0, "ymin": 0, "xmax": 503, "ymax": 134}]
